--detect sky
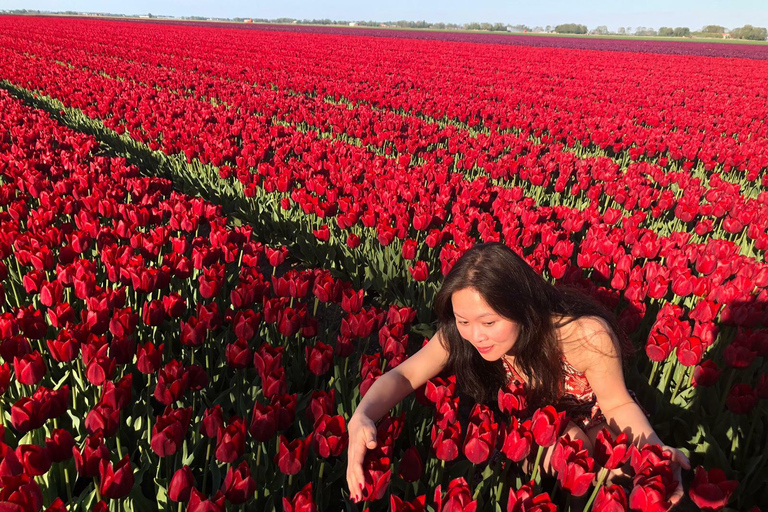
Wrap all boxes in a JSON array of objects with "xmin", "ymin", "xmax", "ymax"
[{"xmin": 3, "ymin": 0, "xmax": 767, "ymax": 31}]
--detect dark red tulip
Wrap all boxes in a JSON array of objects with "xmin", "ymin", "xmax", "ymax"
[
  {"xmin": 225, "ymin": 338, "xmax": 252, "ymax": 369},
  {"xmin": 359, "ymin": 456, "xmax": 391, "ymax": 503},
  {"xmin": 274, "ymin": 435, "xmax": 310, "ymax": 476},
  {"xmin": 688, "ymin": 466, "xmax": 739, "ymax": 512},
  {"xmin": 13, "ymin": 351, "xmax": 46, "ymax": 386},
  {"xmin": 201, "ymin": 406, "xmax": 224, "ymax": 439},
  {"xmin": 136, "ymin": 341, "xmax": 164, "ymax": 374},
  {"xmin": 311, "ymin": 414, "xmax": 348, "ymax": 458},
  {"xmin": 282, "ymin": 482, "xmax": 317, "ymax": 512},
  {"xmin": 397, "ymin": 446, "xmax": 423, "ymax": 483},
  {"xmin": 169, "ymin": 465, "xmax": 195, "ymax": 502},
  {"xmin": 215, "ymin": 416, "xmax": 246, "ymax": 463},
  {"xmin": 187, "ymin": 489, "xmax": 226, "ymax": 512},
  {"xmin": 151, "ymin": 407, "xmax": 192, "ymax": 457},
  {"xmin": 99, "ymin": 455, "xmax": 134, "ymax": 499},
  {"xmin": 73, "ymin": 432, "xmax": 110, "ymax": 478},
  {"xmin": 45, "ymin": 429, "xmax": 75, "ymax": 463},
  {"xmin": 693, "ymin": 360, "xmax": 722, "ymax": 388},
  {"xmin": 16, "ymin": 444, "xmax": 51, "ymax": 477},
  {"xmin": 726, "ymin": 383, "xmax": 757, "ymax": 414},
  {"xmin": 305, "ymin": 390, "xmax": 335, "ymax": 426},
  {"xmin": 222, "ymin": 461, "xmax": 256, "ymax": 504},
  {"xmin": 305, "ymin": 341, "xmax": 333, "ymax": 376}
]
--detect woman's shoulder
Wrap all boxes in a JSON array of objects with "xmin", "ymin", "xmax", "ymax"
[{"xmin": 558, "ymin": 315, "xmax": 618, "ymax": 374}]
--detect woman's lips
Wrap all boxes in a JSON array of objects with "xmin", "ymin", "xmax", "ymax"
[{"xmin": 476, "ymin": 345, "xmax": 494, "ymax": 354}]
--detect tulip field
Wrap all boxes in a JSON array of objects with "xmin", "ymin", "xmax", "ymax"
[{"xmin": 0, "ymin": 14, "xmax": 767, "ymax": 512}]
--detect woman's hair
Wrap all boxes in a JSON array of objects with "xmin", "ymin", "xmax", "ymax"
[{"xmin": 434, "ymin": 242, "xmax": 634, "ymax": 412}]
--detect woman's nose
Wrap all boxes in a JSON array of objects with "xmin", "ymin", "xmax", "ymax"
[{"xmin": 472, "ymin": 325, "xmax": 487, "ymax": 343}]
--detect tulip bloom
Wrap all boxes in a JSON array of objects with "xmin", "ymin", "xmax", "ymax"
[
  {"xmin": 688, "ymin": 466, "xmax": 739, "ymax": 512},
  {"xmin": 282, "ymin": 482, "xmax": 317, "ymax": 512},
  {"xmin": 99, "ymin": 455, "xmax": 134, "ymax": 499},
  {"xmin": 530, "ymin": 406, "xmax": 566, "ymax": 447},
  {"xmin": 275, "ymin": 435, "xmax": 311, "ymax": 476},
  {"xmin": 593, "ymin": 428, "xmax": 630, "ymax": 470},
  {"xmin": 168, "ymin": 465, "xmax": 195, "ymax": 502},
  {"xmin": 222, "ymin": 461, "xmax": 256, "ymax": 504}
]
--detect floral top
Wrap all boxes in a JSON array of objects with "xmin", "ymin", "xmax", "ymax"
[{"xmin": 503, "ymin": 355, "xmax": 605, "ymax": 430}]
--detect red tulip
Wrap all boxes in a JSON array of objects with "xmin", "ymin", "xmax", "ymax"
[
  {"xmin": 169, "ymin": 465, "xmax": 195, "ymax": 502},
  {"xmin": 431, "ymin": 423, "xmax": 463, "ymax": 462},
  {"xmin": 530, "ymin": 406, "xmax": 566, "ymax": 447},
  {"xmin": 440, "ymin": 477, "xmax": 477, "ymax": 512},
  {"xmin": 500, "ymin": 417, "xmax": 533, "ymax": 462},
  {"xmin": 507, "ymin": 481, "xmax": 557, "ymax": 512},
  {"xmin": 275, "ymin": 435, "xmax": 310, "ymax": 476},
  {"xmin": 408, "ymin": 260, "xmax": 429, "ymax": 281},
  {"xmin": 202, "ymin": 406, "xmax": 224, "ymax": 439},
  {"xmin": 305, "ymin": 341, "xmax": 333, "ymax": 376},
  {"xmin": 593, "ymin": 428, "xmax": 630, "ymax": 470},
  {"xmin": 688, "ymin": 466, "xmax": 739, "ymax": 512},
  {"xmin": 397, "ymin": 446, "xmax": 423, "ymax": 483},
  {"xmin": 187, "ymin": 489, "xmax": 226, "ymax": 512},
  {"xmin": 99, "ymin": 455, "xmax": 134, "ymax": 499},
  {"xmin": 45, "ymin": 428, "xmax": 75, "ymax": 463},
  {"xmin": 215, "ymin": 416, "xmax": 247, "ymax": 463},
  {"xmin": 593, "ymin": 485, "xmax": 628, "ymax": 512},
  {"xmin": 16, "ymin": 444, "xmax": 51, "ymax": 477},
  {"xmin": 73, "ymin": 432, "xmax": 110, "ymax": 478},
  {"xmin": 726, "ymin": 383, "xmax": 757, "ymax": 414},
  {"xmin": 222, "ymin": 461, "xmax": 256, "ymax": 504},
  {"xmin": 282, "ymin": 482, "xmax": 317, "ymax": 512},
  {"xmin": 311, "ymin": 414, "xmax": 348, "ymax": 458},
  {"xmin": 693, "ymin": 360, "xmax": 722, "ymax": 388},
  {"xmin": 13, "ymin": 352, "xmax": 46, "ymax": 386}
]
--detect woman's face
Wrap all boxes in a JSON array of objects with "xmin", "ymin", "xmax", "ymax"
[{"xmin": 451, "ymin": 287, "xmax": 520, "ymax": 360}]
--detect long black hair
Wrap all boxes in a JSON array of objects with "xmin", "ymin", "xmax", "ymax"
[{"xmin": 434, "ymin": 243, "xmax": 633, "ymax": 411}]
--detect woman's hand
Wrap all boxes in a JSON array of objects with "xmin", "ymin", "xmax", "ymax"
[
  {"xmin": 346, "ymin": 414, "xmax": 378, "ymax": 503},
  {"xmin": 662, "ymin": 445, "xmax": 691, "ymax": 508}
]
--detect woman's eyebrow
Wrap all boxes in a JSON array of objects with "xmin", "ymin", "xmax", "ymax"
[{"xmin": 454, "ymin": 312, "xmax": 497, "ymax": 319}]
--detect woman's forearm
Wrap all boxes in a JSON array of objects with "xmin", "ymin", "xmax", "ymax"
[
  {"xmin": 351, "ymin": 369, "xmax": 417, "ymax": 424},
  {"xmin": 602, "ymin": 401, "xmax": 663, "ymax": 447}
]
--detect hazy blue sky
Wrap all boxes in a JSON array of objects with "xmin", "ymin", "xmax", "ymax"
[{"xmin": 4, "ymin": 0, "xmax": 766, "ymax": 31}]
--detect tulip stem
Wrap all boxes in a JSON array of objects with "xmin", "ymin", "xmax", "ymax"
[
  {"xmin": 529, "ymin": 445, "xmax": 546, "ymax": 488},
  {"xmin": 670, "ymin": 366, "xmax": 691, "ymax": 404},
  {"xmin": 582, "ymin": 466, "xmax": 608, "ymax": 512},
  {"xmin": 495, "ymin": 459, "xmax": 512, "ymax": 501},
  {"xmin": 62, "ymin": 461, "xmax": 73, "ymax": 506},
  {"xmin": 201, "ymin": 438, "xmax": 212, "ymax": 494},
  {"xmin": 93, "ymin": 478, "xmax": 102, "ymax": 502},
  {"xmin": 647, "ymin": 360, "xmax": 659, "ymax": 386}
]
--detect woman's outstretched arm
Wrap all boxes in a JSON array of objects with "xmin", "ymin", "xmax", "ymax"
[
  {"xmin": 579, "ymin": 320, "xmax": 692, "ymax": 506},
  {"xmin": 346, "ymin": 331, "xmax": 449, "ymax": 502}
]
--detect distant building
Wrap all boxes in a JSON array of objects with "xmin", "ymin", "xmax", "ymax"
[
  {"xmin": 244, "ymin": 18, "xmax": 253, "ymax": 23},
  {"xmin": 506, "ymin": 26, "xmax": 525, "ymax": 33},
  {"xmin": 349, "ymin": 22, "xmax": 357, "ymax": 27}
]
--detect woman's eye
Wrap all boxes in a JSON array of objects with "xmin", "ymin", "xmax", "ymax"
[{"xmin": 484, "ymin": 322, "xmax": 495, "ymax": 327}]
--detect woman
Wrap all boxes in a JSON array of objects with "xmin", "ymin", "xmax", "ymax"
[{"xmin": 346, "ymin": 243, "xmax": 690, "ymax": 504}]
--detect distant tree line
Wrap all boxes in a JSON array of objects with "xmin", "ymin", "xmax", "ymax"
[{"xmin": 554, "ymin": 23, "xmax": 588, "ymax": 34}]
